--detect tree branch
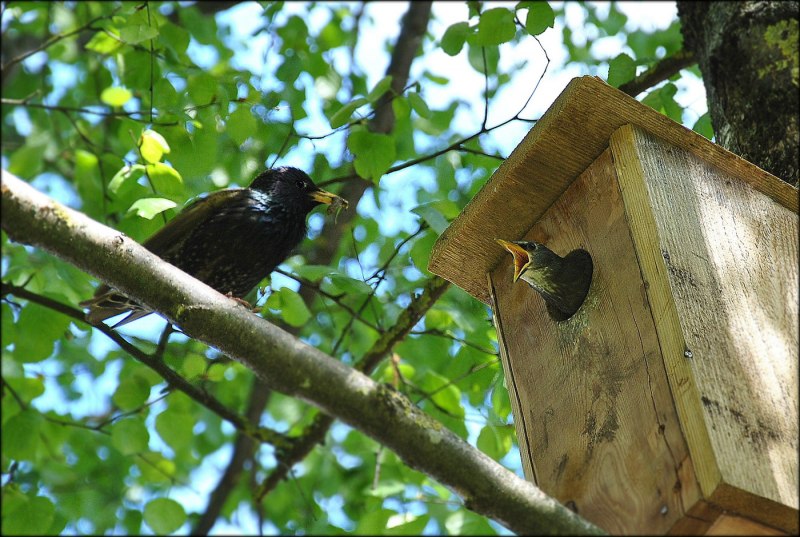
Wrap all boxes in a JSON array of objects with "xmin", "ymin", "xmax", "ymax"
[
  {"xmin": 1, "ymin": 170, "xmax": 604, "ymax": 536},
  {"xmin": 618, "ymin": 49, "xmax": 696, "ymax": 97},
  {"xmin": 0, "ymin": 281, "xmax": 291, "ymax": 451}
]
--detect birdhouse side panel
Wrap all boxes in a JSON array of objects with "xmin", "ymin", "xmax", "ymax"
[
  {"xmin": 489, "ymin": 149, "xmax": 702, "ymax": 534},
  {"xmin": 611, "ymin": 125, "xmax": 799, "ymax": 532}
]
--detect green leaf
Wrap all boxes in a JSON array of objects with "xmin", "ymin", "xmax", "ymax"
[
  {"xmin": 112, "ymin": 375, "xmax": 150, "ymax": 411},
  {"xmin": 128, "ymin": 198, "xmax": 177, "ymax": 219},
  {"xmin": 329, "ymin": 97, "xmax": 368, "ymax": 129},
  {"xmin": 692, "ymin": 112, "xmax": 714, "ymax": 139},
  {"xmin": 3, "ymin": 377, "xmax": 45, "ymax": 406},
  {"xmin": 120, "ymin": 23, "xmax": 159, "ymax": 44},
  {"xmin": 8, "ymin": 144, "xmax": 45, "ymax": 178},
  {"xmin": 206, "ymin": 363, "xmax": 226, "ymax": 382},
  {"xmin": 100, "ymin": 86, "xmax": 132, "ymax": 107},
  {"xmin": 291, "ymin": 264, "xmax": 333, "ymax": 282},
  {"xmin": 643, "ymin": 83, "xmax": 683, "ymax": 122},
  {"xmin": 1, "ymin": 495, "xmax": 56, "ymax": 536},
  {"xmin": 140, "ymin": 129, "xmax": 170, "ymax": 163},
  {"xmin": 521, "ymin": 1, "xmax": 555, "ymax": 36},
  {"xmin": 491, "ymin": 383, "xmax": 512, "ymax": 420},
  {"xmin": 155, "ymin": 406, "xmax": 193, "ymax": 452},
  {"xmin": 13, "ymin": 307, "xmax": 71, "ymax": 363},
  {"xmin": 469, "ymin": 8, "xmax": 516, "ymax": 46},
  {"xmin": 328, "ymin": 273, "xmax": 373, "ymax": 296},
  {"xmin": 146, "ymin": 162, "xmax": 183, "ymax": 198},
  {"xmin": 266, "ymin": 287, "xmax": 312, "ymax": 327},
  {"xmin": 108, "ymin": 164, "xmax": 145, "ymax": 194},
  {"xmin": 136, "ymin": 452, "xmax": 177, "ymax": 484},
  {"xmin": 408, "ymin": 92, "xmax": 432, "ymax": 118},
  {"xmin": 441, "ymin": 22, "xmax": 471, "ymax": 56},
  {"xmin": 367, "ymin": 75, "xmax": 393, "ymax": 102},
  {"xmin": 386, "ymin": 514, "xmax": 430, "ymax": 535},
  {"xmin": 85, "ymin": 30, "xmax": 122, "ymax": 54},
  {"xmin": 355, "ymin": 509, "xmax": 394, "ymax": 535},
  {"xmin": 607, "ymin": 53, "xmax": 636, "ymax": 87},
  {"xmin": 477, "ymin": 425, "xmax": 501, "ymax": 458},
  {"xmin": 143, "ymin": 498, "xmax": 186, "ymax": 535},
  {"xmin": 2, "ymin": 410, "xmax": 44, "ymax": 461},
  {"xmin": 366, "ymin": 480, "xmax": 406, "ymax": 498},
  {"xmin": 227, "ymin": 106, "xmax": 257, "ymax": 145},
  {"xmin": 111, "ymin": 417, "xmax": 149, "ymax": 455},
  {"xmin": 421, "ymin": 371, "xmax": 464, "ymax": 418},
  {"xmin": 181, "ymin": 355, "xmax": 207, "ymax": 378},
  {"xmin": 348, "ymin": 129, "xmax": 395, "ymax": 182},
  {"xmin": 409, "ymin": 230, "xmax": 437, "ymax": 274},
  {"xmin": 410, "ymin": 203, "xmax": 449, "ymax": 235}
]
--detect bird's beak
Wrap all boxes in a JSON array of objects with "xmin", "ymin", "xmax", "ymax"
[
  {"xmin": 496, "ymin": 239, "xmax": 531, "ymax": 282},
  {"xmin": 310, "ymin": 188, "xmax": 349, "ymax": 209}
]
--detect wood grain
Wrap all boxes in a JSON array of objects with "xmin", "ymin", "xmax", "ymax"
[
  {"xmin": 490, "ymin": 150, "xmax": 702, "ymax": 534},
  {"xmin": 429, "ymin": 76, "xmax": 798, "ymax": 305},
  {"xmin": 610, "ymin": 125, "xmax": 799, "ymax": 533}
]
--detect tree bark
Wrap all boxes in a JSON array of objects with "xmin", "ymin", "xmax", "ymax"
[
  {"xmin": 678, "ymin": 1, "xmax": 799, "ymax": 186},
  {"xmin": 2, "ymin": 169, "xmax": 607, "ymax": 536}
]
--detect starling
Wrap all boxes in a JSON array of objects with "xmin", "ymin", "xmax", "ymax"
[
  {"xmin": 496, "ymin": 239, "xmax": 593, "ymax": 321},
  {"xmin": 81, "ymin": 166, "xmax": 347, "ymax": 327}
]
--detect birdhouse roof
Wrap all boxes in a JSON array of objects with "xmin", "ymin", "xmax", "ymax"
[{"xmin": 428, "ymin": 76, "xmax": 796, "ymax": 304}]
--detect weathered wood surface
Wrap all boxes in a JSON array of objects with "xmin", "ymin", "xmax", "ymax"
[
  {"xmin": 610, "ymin": 125, "xmax": 798, "ymax": 533},
  {"xmin": 429, "ymin": 76, "xmax": 798, "ymax": 305},
  {"xmin": 489, "ymin": 150, "xmax": 702, "ymax": 534}
]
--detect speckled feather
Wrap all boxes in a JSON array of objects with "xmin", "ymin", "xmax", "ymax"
[{"xmin": 81, "ymin": 167, "xmax": 344, "ymax": 327}]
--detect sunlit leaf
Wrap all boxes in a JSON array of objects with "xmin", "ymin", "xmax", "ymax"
[
  {"xmin": 128, "ymin": 198, "xmax": 176, "ymax": 219},
  {"xmin": 143, "ymin": 498, "xmax": 186, "ymax": 535},
  {"xmin": 139, "ymin": 129, "xmax": 170, "ymax": 164},
  {"xmin": 100, "ymin": 86, "xmax": 133, "ymax": 107}
]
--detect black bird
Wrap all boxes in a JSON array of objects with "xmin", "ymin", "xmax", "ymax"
[
  {"xmin": 81, "ymin": 166, "xmax": 347, "ymax": 327},
  {"xmin": 496, "ymin": 239, "xmax": 593, "ymax": 321}
]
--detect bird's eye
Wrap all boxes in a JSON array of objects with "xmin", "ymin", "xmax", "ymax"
[{"xmin": 296, "ymin": 180, "xmax": 307, "ymax": 189}]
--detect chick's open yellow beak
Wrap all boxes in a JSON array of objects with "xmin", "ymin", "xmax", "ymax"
[
  {"xmin": 496, "ymin": 239, "xmax": 530, "ymax": 282},
  {"xmin": 310, "ymin": 189, "xmax": 349, "ymax": 209}
]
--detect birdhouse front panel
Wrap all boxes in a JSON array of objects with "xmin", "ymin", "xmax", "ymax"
[{"xmin": 488, "ymin": 147, "xmax": 702, "ymax": 535}]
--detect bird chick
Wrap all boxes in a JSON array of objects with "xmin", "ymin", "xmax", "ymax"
[
  {"xmin": 496, "ymin": 239, "xmax": 593, "ymax": 320},
  {"xmin": 81, "ymin": 166, "xmax": 347, "ymax": 327}
]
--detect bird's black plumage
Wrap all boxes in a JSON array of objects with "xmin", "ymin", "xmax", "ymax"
[{"xmin": 81, "ymin": 166, "xmax": 347, "ymax": 327}]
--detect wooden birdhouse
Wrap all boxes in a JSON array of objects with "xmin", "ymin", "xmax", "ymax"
[{"xmin": 429, "ymin": 76, "xmax": 798, "ymax": 535}]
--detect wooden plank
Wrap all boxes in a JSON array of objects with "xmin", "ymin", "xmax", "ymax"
[
  {"xmin": 429, "ymin": 76, "xmax": 798, "ymax": 305},
  {"xmin": 611, "ymin": 125, "xmax": 799, "ymax": 533},
  {"xmin": 488, "ymin": 273, "xmax": 538, "ymax": 484},
  {"xmin": 490, "ymin": 149, "xmax": 701, "ymax": 534},
  {"xmin": 705, "ymin": 513, "xmax": 787, "ymax": 536}
]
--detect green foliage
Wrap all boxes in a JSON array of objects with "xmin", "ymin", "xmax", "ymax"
[
  {"xmin": 607, "ymin": 52, "xmax": 637, "ymax": 87},
  {"xmin": 144, "ymin": 498, "xmax": 186, "ymax": 534},
  {"xmin": 1, "ymin": 1, "xmax": 704, "ymax": 535}
]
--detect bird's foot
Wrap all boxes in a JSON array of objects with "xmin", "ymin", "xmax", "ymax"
[{"xmin": 226, "ymin": 293, "xmax": 260, "ymax": 313}]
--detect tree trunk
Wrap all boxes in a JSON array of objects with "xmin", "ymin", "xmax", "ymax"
[{"xmin": 677, "ymin": 1, "xmax": 799, "ymax": 186}]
